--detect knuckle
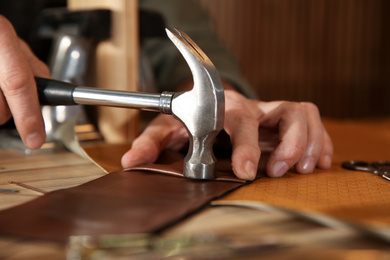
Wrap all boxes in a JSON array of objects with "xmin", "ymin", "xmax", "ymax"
[
  {"xmin": 227, "ymin": 107, "xmax": 261, "ymax": 126},
  {"xmin": 0, "ymin": 16, "xmax": 16, "ymax": 40},
  {"xmin": 1, "ymin": 72, "xmax": 31, "ymax": 96},
  {"xmin": 283, "ymin": 143, "xmax": 306, "ymax": 160},
  {"xmin": 300, "ymin": 101, "xmax": 320, "ymax": 114},
  {"xmin": 227, "ymin": 116, "xmax": 258, "ymax": 134},
  {"xmin": 278, "ymin": 101, "xmax": 322, "ymax": 119},
  {"xmin": 0, "ymin": 15, "xmax": 11, "ymax": 29},
  {"xmin": 248, "ymin": 143, "xmax": 261, "ymax": 158},
  {"xmin": 132, "ymin": 137, "xmax": 160, "ymax": 161},
  {"xmin": 280, "ymin": 101, "xmax": 304, "ymax": 113}
]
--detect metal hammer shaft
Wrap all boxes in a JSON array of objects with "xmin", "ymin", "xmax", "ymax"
[{"xmin": 35, "ymin": 77, "xmax": 173, "ymax": 114}]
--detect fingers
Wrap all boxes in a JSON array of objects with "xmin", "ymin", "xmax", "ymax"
[
  {"xmin": 121, "ymin": 114, "xmax": 188, "ymax": 169},
  {"xmin": 262, "ymin": 102, "xmax": 308, "ymax": 177},
  {"xmin": 226, "ymin": 114, "xmax": 261, "ymax": 180},
  {"xmin": 294, "ymin": 102, "xmax": 333, "ymax": 173},
  {"xmin": 261, "ymin": 101, "xmax": 333, "ymax": 177},
  {"xmin": 224, "ymin": 91, "xmax": 261, "ymax": 180},
  {"xmin": 317, "ymin": 130, "xmax": 334, "ymax": 169},
  {"xmin": 221, "ymin": 91, "xmax": 333, "ymax": 180},
  {"xmin": 0, "ymin": 16, "xmax": 47, "ymax": 149}
]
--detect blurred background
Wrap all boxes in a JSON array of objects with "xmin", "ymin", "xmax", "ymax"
[
  {"xmin": 1, "ymin": 0, "xmax": 389, "ymax": 119},
  {"xmin": 197, "ymin": 0, "xmax": 390, "ymax": 119}
]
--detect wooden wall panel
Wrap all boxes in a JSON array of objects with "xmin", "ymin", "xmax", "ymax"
[
  {"xmin": 198, "ymin": 0, "xmax": 390, "ymax": 118},
  {"xmin": 68, "ymin": 0, "xmax": 139, "ymax": 142}
]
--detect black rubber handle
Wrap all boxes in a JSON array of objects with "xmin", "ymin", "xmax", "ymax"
[{"xmin": 35, "ymin": 77, "xmax": 77, "ymax": 105}]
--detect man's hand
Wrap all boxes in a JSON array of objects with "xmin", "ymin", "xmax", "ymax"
[
  {"xmin": 121, "ymin": 87, "xmax": 333, "ymax": 180},
  {"xmin": 223, "ymin": 90, "xmax": 333, "ymax": 179},
  {"xmin": 0, "ymin": 16, "xmax": 50, "ymax": 149}
]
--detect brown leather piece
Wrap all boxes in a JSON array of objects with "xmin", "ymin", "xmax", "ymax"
[
  {"xmin": 0, "ymin": 150, "xmax": 247, "ymax": 242},
  {"xmin": 216, "ymin": 119, "xmax": 390, "ymax": 233}
]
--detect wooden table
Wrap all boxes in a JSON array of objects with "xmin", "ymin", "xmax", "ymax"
[{"xmin": 0, "ymin": 118, "xmax": 389, "ymax": 259}]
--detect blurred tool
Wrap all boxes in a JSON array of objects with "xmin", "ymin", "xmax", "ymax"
[
  {"xmin": 66, "ymin": 232, "xmax": 284, "ymax": 260},
  {"xmin": 342, "ymin": 161, "xmax": 390, "ymax": 181},
  {"xmin": 0, "ymin": 188, "xmax": 19, "ymax": 194},
  {"xmin": 36, "ymin": 8, "xmax": 112, "ymax": 145}
]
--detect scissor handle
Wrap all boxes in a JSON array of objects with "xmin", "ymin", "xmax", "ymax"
[
  {"xmin": 342, "ymin": 161, "xmax": 370, "ymax": 171},
  {"xmin": 372, "ymin": 161, "xmax": 390, "ymax": 172},
  {"xmin": 342, "ymin": 160, "xmax": 390, "ymax": 177}
]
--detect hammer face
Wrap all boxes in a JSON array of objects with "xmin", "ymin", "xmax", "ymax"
[
  {"xmin": 167, "ymin": 28, "xmax": 225, "ymax": 180},
  {"xmin": 183, "ymin": 133, "xmax": 219, "ymax": 179}
]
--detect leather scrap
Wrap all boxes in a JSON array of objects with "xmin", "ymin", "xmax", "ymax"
[
  {"xmin": 216, "ymin": 168, "xmax": 390, "ymax": 225},
  {"xmin": 215, "ymin": 119, "xmax": 390, "ymax": 241},
  {"xmin": 0, "ymin": 150, "xmax": 247, "ymax": 242}
]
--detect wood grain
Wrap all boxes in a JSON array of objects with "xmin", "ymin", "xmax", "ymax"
[
  {"xmin": 0, "ymin": 150, "xmax": 104, "ymax": 210},
  {"xmin": 67, "ymin": 0, "xmax": 140, "ymax": 143},
  {"xmin": 198, "ymin": 0, "xmax": 390, "ymax": 118}
]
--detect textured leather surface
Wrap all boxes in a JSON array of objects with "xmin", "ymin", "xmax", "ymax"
[
  {"xmin": 0, "ymin": 150, "xmax": 247, "ymax": 241},
  {"xmin": 217, "ymin": 168, "xmax": 390, "ymax": 227},
  {"xmin": 216, "ymin": 119, "xmax": 390, "ymax": 231}
]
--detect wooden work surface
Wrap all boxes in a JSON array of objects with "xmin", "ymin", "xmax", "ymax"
[{"xmin": 0, "ymin": 118, "xmax": 390, "ymax": 259}]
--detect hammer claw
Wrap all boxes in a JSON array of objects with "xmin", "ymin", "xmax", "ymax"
[{"xmin": 166, "ymin": 28, "xmax": 206, "ymax": 61}]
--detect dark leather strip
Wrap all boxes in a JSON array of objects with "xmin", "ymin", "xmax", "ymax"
[{"xmin": 0, "ymin": 150, "xmax": 247, "ymax": 242}]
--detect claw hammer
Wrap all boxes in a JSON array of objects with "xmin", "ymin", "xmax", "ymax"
[{"xmin": 35, "ymin": 28, "xmax": 225, "ymax": 180}]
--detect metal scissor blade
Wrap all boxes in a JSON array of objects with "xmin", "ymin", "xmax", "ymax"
[{"xmin": 382, "ymin": 173, "xmax": 390, "ymax": 181}]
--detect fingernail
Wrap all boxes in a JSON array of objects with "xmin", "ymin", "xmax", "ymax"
[
  {"xmin": 25, "ymin": 132, "xmax": 44, "ymax": 149},
  {"xmin": 272, "ymin": 161, "xmax": 289, "ymax": 177},
  {"xmin": 244, "ymin": 160, "xmax": 257, "ymax": 180},
  {"xmin": 301, "ymin": 157, "xmax": 316, "ymax": 173}
]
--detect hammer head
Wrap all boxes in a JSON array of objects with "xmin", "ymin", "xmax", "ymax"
[{"xmin": 166, "ymin": 28, "xmax": 225, "ymax": 180}]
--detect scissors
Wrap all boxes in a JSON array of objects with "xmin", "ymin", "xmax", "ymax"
[{"xmin": 342, "ymin": 161, "xmax": 390, "ymax": 181}]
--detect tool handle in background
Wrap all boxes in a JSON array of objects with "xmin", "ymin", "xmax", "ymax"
[{"xmin": 35, "ymin": 77, "xmax": 77, "ymax": 106}]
